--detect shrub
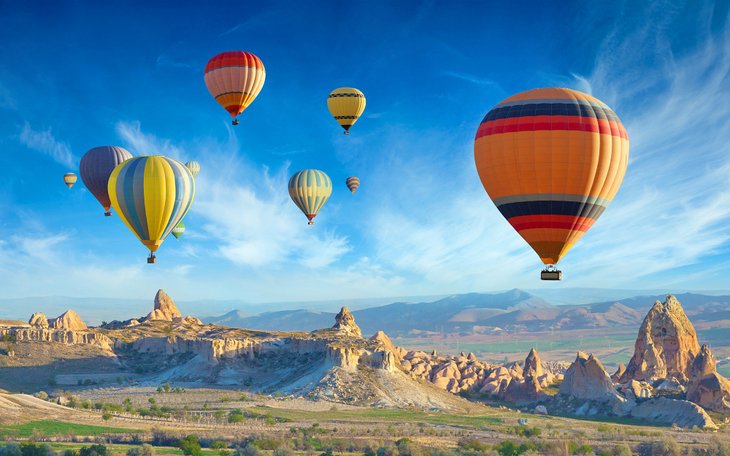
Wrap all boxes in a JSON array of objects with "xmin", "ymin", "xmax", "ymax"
[
  {"xmin": 236, "ymin": 446, "xmax": 261, "ymax": 456},
  {"xmin": 102, "ymin": 411, "xmax": 112, "ymax": 421},
  {"xmin": 34, "ymin": 391, "xmax": 48, "ymax": 401},
  {"xmin": 179, "ymin": 435, "xmax": 202, "ymax": 456},
  {"xmin": 0, "ymin": 444, "xmax": 23, "ymax": 456},
  {"xmin": 19, "ymin": 443, "xmax": 53, "ymax": 456},
  {"xmin": 458, "ymin": 439, "xmax": 489, "ymax": 452},
  {"xmin": 709, "ymin": 438, "xmax": 730, "ymax": 456},
  {"xmin": 494, "ymin": 441, "xmax": 519, "ymax": 456},
  {"xmin": 126, "ymin": 445, "xmax": 155, "ymax": 456},
  {"xmin": 645, "ymin": 438, "xmax": 682, "ymax": 456},
  {"xmin": 612, "ymin": 443, "xmax": 632, "ymax": 456},
  {"xmin": 79, "ymin": 444, "xmax": 108, "ymax": 456},
  {"xmin": 228, "ymin": 410, "xmax": 245, "ymax": 423},
  {"xmin": 273, "ymin": 449, "xmax": 293, "ymax": 456},
  {"xmin": 211, "ymin": 441, "xmax": 228, "ymax": 450}
]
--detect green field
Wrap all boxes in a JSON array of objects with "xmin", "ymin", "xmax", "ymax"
[
  {"xmin": 247, "ymin": 405, "xmax": 503, "ymax": 428},
  {"xmin": 0, "ymin": 420, "xmax": 139, "ymax": 438}
]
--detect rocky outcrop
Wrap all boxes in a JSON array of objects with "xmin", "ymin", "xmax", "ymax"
[
  {"xmin": 146, "ymin": 289, "xmax": 182, "ymax": 321},
  {"xmin": 0, "ymin": 328, "xmax": 111, "ymax": 350},
  {"xmin": 28, "ymin": 313, "xmax": 48, "ymax": 328},
  {"xmin": 49, "ymin": 310, "xmax": 87, "ymax": 330},
  {"xmin": 611, "ymin": 363, "xmax": 625, "ymax": 382},
  {"xmin": 332, "ymin": 307, "xmax": 362, "ymax": 338},
  {"xmin": 685, "ymin": 344, "xmax": 730, "ymax": 412},
  {"xmin": 370, "ymin": 331, "xmax": 400, "ymax": 362},
  {"xmin": 630, "ymin": 397, "xmax": 717, "ymax": 429},
  {"xmin": 523, "ymin": 348, "xmax": 543, "ymax": 379},
  {"xmin": 620, "ymin": 295, "xmax": 700, "ymax": 383},
  {"xmin": 560, "ymin": 352, "xmax": 615, "ymax": 400}
]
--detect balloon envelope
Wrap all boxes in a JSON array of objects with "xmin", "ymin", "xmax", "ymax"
[
  {"xmin": 327, "ymin": 88, "xmax": 366, "ymax": 134},
  {"xmin": 473, "ymin": 87, "xmax": 629, "ymax": 265},
  {"xmin": 288, "ymin": 170, "xmax": 332, "ymax": 224},
  {"xmin": 171, "ymin": 221, "xmax": 186, "ymax": 239},
  {"xmin": 185, "ymin": 161, "xmax": 200, "ymax": 178},
  {"xmin": 80, "ymin": 146, "xmax": 133, "ymax": 215},
  {"xmin": 204, "ymin": 51, "xmax": 265, "ymax": 123},
  {"xmin": 345, "ymin": 176, "xmax": 360, "ymax": 194},
  {"xmin": 63, "ymin": 172, "xmax": 77, "ymax": 189},
  {"xmin": 108, "ymin": 156, "xmax": 195, "ymax": 258}
]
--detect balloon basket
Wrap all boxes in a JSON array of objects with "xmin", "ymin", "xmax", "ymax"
[
  {"xmin": 307, "ymin": 221, "xmax": 314, "ymax": 225},
  {"xmin": 232, "ymin": 119, "xmax": 240, "ymax": 125},
  {"xmin": 104, "ymin": 211, "xmax": 111, "ymax": 217},
  {"xmin": 540, "ymin": 266, "xmax": 562, "ymax": 281},
  {"xmin": 147, "ymin": 254, "xmax": 157, "ymax": 264},
  {"xmin": 344, "ymin": 131, "xmax": 350, "ymax": 135}
]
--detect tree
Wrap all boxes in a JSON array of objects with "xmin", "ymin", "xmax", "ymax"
[
  {"xmin": 79, "ymin": 445, "xmax": 108, "ymax": 456},
  {"xmin": 179, "ymin": 435, "xmax": 202, "ymax": 456},
  {"xmin": 126, "ymin": 445, "xmax": 155, "ymax": 456}
]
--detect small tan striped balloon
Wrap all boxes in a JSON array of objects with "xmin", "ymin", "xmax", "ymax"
[{"xmin": 345, "ymin": 176, "xmax": 360, "ymax": 194}]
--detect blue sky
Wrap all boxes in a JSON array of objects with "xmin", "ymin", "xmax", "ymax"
[{"xmin": 1, "ymin": 1, "xmax": 729, "ymax": 305}]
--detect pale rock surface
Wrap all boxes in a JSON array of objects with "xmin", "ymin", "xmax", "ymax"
[
  {"xmin": 620, "ymin": 295, "xmax": 700, "ymax": 383},
  {"xmin": 685, "ymin": 344, "xmax": 730, "ymax": 412},
  {"xmin": 559, "ymin": 352, "xmax": 615, "ymax": 400},
  {"xmin": 611, "ymin": 363, "xmax": 626, "ymax": 382},
  {"xmin": 332, "ymin": 307, "xmax": 362, "ymax": 338},
  {"xmin": 28, "ymin": 312, "xmax": 48, "ymax": 328},
  {"xmin": 146, "ymin": 289, "xmax": 182, "ymax": 321},
  {"xmin": 630, "ymin": 397, "xmax": 717, "ymax": 429},
  {"xmin": 534, "ymin": 405, "xmax": 548, "ymax": 415},
  {"xmin": 49, "ymin": 310, "xmax": 87, "ymax": 330}
]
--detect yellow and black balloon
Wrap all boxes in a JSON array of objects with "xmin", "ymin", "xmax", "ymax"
[
  {"xmin": 474, "ymin": 88, "xmax": 629, "ymax": 275},
  {"xmin": 108, "ymin": 156, "xmax": 195, "ymax": 263},
  {"xmin": 327, "ymin": 88, "xmax": 366, "ymax": 134}
]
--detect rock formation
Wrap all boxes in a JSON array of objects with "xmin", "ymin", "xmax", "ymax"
[
  {"xmin": 685, "ymin": 344, "xmax": 730, "ymax": 412},
  {"xmin": 28, "ymin": 312, "xmax": 48, "ymax": 328},
  {"xmin": 523, "ymin": 348, "xmax": 544, "ymax": 379},
  {"xmin": 370, "ymin": 331, "xmax": 400, "ymax": 363},
  {"xmin": 630, "ymin": 397, "xmax": 717, "ymax": 429},
  {"xmin": 620, "ymin": 295, "xmax": 700, "ymax": 383},
  {"xmin": 611, "ymin": 363, "xmax": 625, "ymax": 382},
  {"xmin": 332, "ymin": 307, "xmax": 362, "ymax": 338},
  {"xmin": 146, "ymin": 289, "xmax": 182, "ymax": 321},
  {"xmin": 559, "ymin": 352, "xmax": 615, "ymax": 400},
  {"xmin": 49, "ymin": 310, "xmax": 87, "ymax": 330}
]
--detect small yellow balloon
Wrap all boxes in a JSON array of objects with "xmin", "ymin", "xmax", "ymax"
[{"xmin": 327, "ymin": 87, "xmax": 366, "ymax": 134}]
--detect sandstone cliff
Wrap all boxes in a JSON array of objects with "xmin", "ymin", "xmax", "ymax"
[
  {"xmin": 146, "ymin": 289, "xmax": 182, "ymax": 321},
  {"xmin": 685, "ymin": 344, "xmax": 730, "ymax": 413},
  {"xmin": 560, "ymin": 352, "xmax": 615, "ymax": 400},
  {"xmin": 620, "ymin": 295, "xmax": 700, "ymax": 383},
  {"xmin": 49, "ymin": 310, "xmax": 87, "ymax": 330},
  {"xmin": 28, "ymin": 312, "xmax": 48, "ymax": 328}
]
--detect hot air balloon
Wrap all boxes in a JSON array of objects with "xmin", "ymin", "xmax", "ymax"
[
  {"xmin": 473, "ymin": 88, "xmax": 629, "ymax": 280},
  {"xmin": 108, "ymin": 156, "xmax": 195, "ymax": 263},
  {"xmin": 79, "ymin": 146, "xmax": 133, "ymax": 216},
  {"xmin": 345, "ymin": 176, "xmax": 360, "ymax": 194},
  {"xmin": 327, "ymin": 88, "xmax": 366, "ymax": 134},
  {"xmin": 172, "ymin": 222, "xmax": 186, "ymax": 239},
  {"xmin": 63, "ymin": 172, "xmax": 77, "ymax": 189},
  {"xmin": 185, "ymin": 161, "xmax": 200, "ymax": 178},
  {"xmin": 204, "ymin": 51, "xmax": 265, "ymax": 125},
  {"xmin": 288, "ymin": 170, "xmax": 332, "ymax": 225}
]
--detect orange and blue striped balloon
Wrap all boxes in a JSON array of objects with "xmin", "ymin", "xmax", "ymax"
[
  {"xmin": 474, "ymin": 88, "xmax": 629, "ymax": 266},
  {"xmin": 108, "ymin": 156, "xmax": 195, "ymax": 261}
]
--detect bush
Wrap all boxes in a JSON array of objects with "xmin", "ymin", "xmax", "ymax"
[
  {"xmin": 458, "ymin": 439, "xmax": 489, "ymax": 452},
  {"xmin": 102, "ymin": 411, "xmax": 112, "ymax": 421},
  {"xmin": 34, "ymin": 391, "xmax": 48, "ymax": 401},
  {"xmin": 709, "ymin": 438, "xmax": 730, "ymax": 456},
  {"xmin": 235, "ymin": 446, "xmax": 262, "ymax": 456},
  {"xmin": 494, "ymin": 441, "xmax": 519, "ymax": 456},
  {"xmin": 573, "ymin": 444, "xmax": 594, "ymax": 455},
  {"xmin": 612, "ymin": 443, "xmax": 632, "ymax": 456},
  {"xmin": 646, "ymin": 438, "xmax": 682, "ymax": 456},
  {"xmin": 79, "ymin": 445, "xmax": 108, "ymax": 456},
  {"xmin": 211, "ymin": 441, "xmax": 228, "ymax": 450},
  {"xmin": 273, "ymin": 449, "xmax": 293, "ymax": 456},
  {"xmin": 19, "ymin": 443, "xmax": 54, "ymax": 456},
  {"xmin": 179, "ymin": 435, "xmax": 202, "ymax": 456},
  {"xmin": 126, "ymin": 445, "xmax": 155, "ymax": 456},
  {"xmin": 0, "ymin": 444, "xmax": 22, "ymax": 456},
  {"xmin": 228, "ymin": 410, "xmax": 245, "ymax": 423},
  {"xmin": 62, "ymin": 450, "xmax": 79, "ymax": 456}
]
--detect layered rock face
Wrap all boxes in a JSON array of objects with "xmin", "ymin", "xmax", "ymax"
[
  {"xmin": 685, "ymin": 344, "xmax": 730, "ymax": 412},
  {"xmin": 28, "ymin": 313, "xmax": 48, "ymax": 328},
  {"xmin": 49, "ymin": 310, "xmax": 88, "ymax": 330},
  {"xmin": 620, "ymin": 295, "xmax": 700, "ymax": 383},
  {"xmin": 1, "ymin": 328, "xmax": 112, "ymax": 350},
  {"xmin": 332, "ymin": 307, "xmax": 362, "ymax": 338},
  {"xmin": 560, "ymin": 352, "xmax": 615, "ymax": 400},
  {"xmin": 630, "ymin": 397, "xmax": 717, "ymax": 429},
  {"xmin": 146, "ymin": 289, "xmax": 182, "ymax": 321}
]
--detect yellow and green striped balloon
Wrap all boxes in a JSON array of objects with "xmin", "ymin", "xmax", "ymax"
[
  {"xmin": 327, "ymin": 87, "xmax": 366, "ymax": 134},
  {"xmin": 288, "ymin": 169, "xmax": 332, "ymax": 225},
  {"xmin": 171, "ymin": 221, "xmax": 186, "ymax": 239},
  {"xmin": 108, "ymin": 156, "xmax": 195, "ymax": 263}
]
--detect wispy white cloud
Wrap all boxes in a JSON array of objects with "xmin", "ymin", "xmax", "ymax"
[
  {"xmin": 155, "ymin": 55, "xmax": 192, "ymax": 69},
  {"xmin": 19, "ymin": 122, "xmax": 75, "ymax": 168},
  {"xmin": 442, "ymin": 70, "xmax": 500, "ymax": 87},
  {"xmin": 115, "ymin": 120, "xmax": 184, "ymax": 159},
  {"xmin": 563, "ymin": 5, "xmax": 730, "ymax": 285}
]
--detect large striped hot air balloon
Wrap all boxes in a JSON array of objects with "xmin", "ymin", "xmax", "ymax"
[
  {"xmin": 79, "ymin": 146, "xmax": 133, "ymax": 216},
  {"xmin": 327, "ymin": 88, "xmax": 366, "ymax": 134},
  {"xmin": 204, "ymin": 51, "xmax": 265, "ymax": 125},
  {"xmin": 345, "ymin": 176, "xmax": 360, "ymax": 194},
  {"xmin": 63, "ymin": 172, "xmax": 77, "ymax": 189},
  {"xmin": 474, "ymin": 88, "xmax": 629, "ymax": 280},
  {"xmin": 288, "ymin": 170, "xmax": 332, "ymax": 225},
  {"xmin": 108, "ymin": 156, "xmax": 195, "ymax": 263}
]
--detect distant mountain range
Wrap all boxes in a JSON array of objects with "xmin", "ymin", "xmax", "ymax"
[{"xmin": 203, "ymin": 290, "xmax": 730, "ymax": 336}]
